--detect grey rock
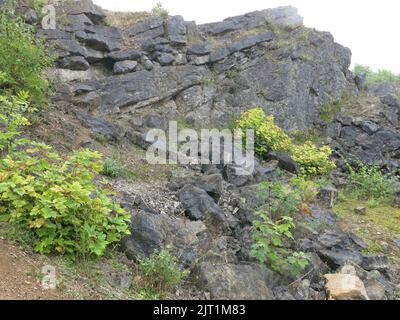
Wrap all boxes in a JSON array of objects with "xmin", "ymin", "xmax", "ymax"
[
  {"xmin": 188, "ymin": 42, "xmax": 212, "ymax": 55},
  {"xmin": 166, "ymin": 16, "xmax": 187, "ymax": 46},
  {"xmin": 196, "ymin": 262, "xmax": 275, "ymax": 300},
  {"xmin": 130, "ymin": 114, "xmax": 169, "ymax": 131},
  {"xmin": 223, "ymin": 165, "xmax": 253, "ymax": 187},
  {"xmin": 158, "ymin": 53, "xmax": 175, "ymax": 66},
  {"xmin": 37, "ymin": 29, "xmax": 73, "ymax": 40},
  {"xmin": 72, "ymin": 91, "xmax": 101, "ymax": 110},
  {"xmin": 71, "ymin": 84, "xmax": 95, "ymax": 95},
  {"xmin": 380, "ymin": 94, "xmax": 400, "ymax": 108},
  {"xmin": 365, "ymin": 278, "xmax": 387, "ymax": 300},
  {"xmin": 133, "ymin": 26, "xmax": 165, "ymax": 40},
  {"xmin": 314, "ymin": 229, "xmax": 364, "ymax": 268},
  {"xmin": 63, "ymin": 0, "xmax": 105, "ymax": 24},
  {"xmin": 318, "ymin": 187, "xmax": 338, "ymax": 208},
  {"xmin": 361, "ymin": 255, "xmax": 390, "ymax": 272},
  {"xmin": 121, "ymin": 210, "xmax": 211, "ymax": 267},
  {"xmin": 87, "ymin": 65, "xmax": 206, "ymax": 113},
  {"xmin": 141, "ymin": 37, "xmax": 170, "ymax": 53},
  {"xmin": 141, "ymin": 56, "xmax": 154, "ymax": 70},
  {"xmin": 394, "ymin": 239, "xmax": 400, "ymax": 248},
  {"xmin": 354, "ymin": 207, "xmax": 367, "ymax": 215},
  {"xmin": 354, "ymin": 74, "xmax": 366, "ymax": 90},
  {"xmin": 75, "ymin": 111, "xmax": 125, "ymax": 142},
  {"xmin": 85, "ymin": 48, "xmax": 106, "ymax": 63},
  {"xmin": 178, "ymin": 185, "xmax": 228, "ymax": 228},
  {"xmin": 189, "ymin": 55, "xmax": 210, "ymax": 66},
  {"xmin": 51, "ymin": 39, "xmax": 88, "ymax": 57},
  {"xmin": 24, "ymin": 8, "xmax": 38, "ymax": 25},
  {"xmin": 267, "ymin": 151, "xmax": 300, "ymax": 174},
  {"xmin": 84, "ymin": 25, "xmax": 123, "ymax": 40},
  {"xmin": 127, "ymin": 16, "xmax": 164, "ymax": 37},
  {"xmin": 79, "ymin": 32, "xmax": 122, "ymax": 52},
  {"xmin": 200, "ymin": 7, "xmax": 302, "ymax": 36},
  {"xmin": 107, "ymin": 50, "xmax": 142, "ymax": 62},
  {"xmin": 58, "ymin": 56, "xmax": 90, "ymax": 71},
  {"xmin": 64, "ymin": 14, "xmax": 94, "ymax": 32},
  {"xmin": 113, "ymin": 60, "xmax": 138, "ymax": 74},
  {"xmin": 210, "ymin": 31, "xmax": 274, "ymax": 63}
]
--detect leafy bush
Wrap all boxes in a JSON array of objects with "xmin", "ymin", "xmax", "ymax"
[
  {"xmin": 103, "ymin": 158, "xmax": 127, "ymax": 178},
  {"xmin": 0, "ymin": 10, "xmax": 52, "ymax": 106},
  {"xmin": 346, "ymin": 161, "xmax": 396, "ymax": 200},
  {"xmin": 292, "ymin": 142, "xmax": 336, "ymax": 176},
  {"xmin": 353, "ymin": 64, "xmax": 400, "ymax": 86},
  {"xmin": 250, "ymin": 213, "xmax": 310, "ymax": 276},
  {"xmin": 289, "ymin": 176, "xmax": 318, "ymax": 204},
  {"xmin": 0, "ymin": 141, "xmax": 131, "ymax": 258},
  {"xmin": 0, "ymin": 91, "xmax": 35, "ymax": 152},
  {"xmin": 138, "ymin": 248, "xmax": 188, "ymax": 292},
  {"xmin": 236, "ymin": 107, "xmax": 292, "ymax": 155},
  {"xmin": 257, "ymin": 182, "xmax": 301, "ymax": 219},
  {"xmin": 151, "ymin": 2, "xmax": 169, "ymax": 19},
  {"xmin": 27, "ymin": 0, "xmax": 48, "ymax": 12},
  {"xmin": 236, "ymin": 108, "xmax": 336, "ymax": 176}
]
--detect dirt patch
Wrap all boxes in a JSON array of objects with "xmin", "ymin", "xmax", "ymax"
[{"xmin": 0, "ymin": 239, "xmax": 68, "ymax": 300}]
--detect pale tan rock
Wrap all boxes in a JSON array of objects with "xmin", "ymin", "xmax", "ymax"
[{"xmin": 324, "ymin": 273, "xmax": 370, "ymax": 300}]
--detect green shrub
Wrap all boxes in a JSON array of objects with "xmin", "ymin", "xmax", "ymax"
[
  {"xmin": 151, "ymin": 2, "xmax": 169, "ymax": 19},
  {"xmin": 138, "ymin": 248, "xmax": 188, "ymax": 292},
  {"xmin": 289, "ymin": 176, "xmax": 318, "ymax": 204},
  {"xmin": 320, "ymin": 99, "xmax": 342, "ymax": 122},
  {"xmin": 236, "ymin": 107, "xmax": 293, "ymax": 155},
  {"xmin": 346, "ymin": 161, "xmax": 397, "ymax": 200},
  {"xmin": 0, "ymin": 10, "xmax": 52, "ymax": 106},
  {"xmin": 236, "ymin": 108, "xmax": 336, "ymax": 176},
  {"xmin": 257, "ymin": 182, "xmax": 302, "ymax": 219},
  {"xmin": 250, "ymin": 213, "xmax": 310, "ymax": 276},
  {"xmin": 0, "ymin": 142, "xmax": 131, "ymax": 258},
  {"xmin": 103, "ymin": 158, "xmax": 127, "ymax": 178},
  {"xmin": 353, "ymin": 64, "xmax": 400, "ymax": 86},
  {"xmin": 26, "ymin": 0, "xmax": 48, "ymax": 12},
  {"xmin": 0, "ymin": 91, "xmax": 34, "ymax": 152},
  {"xmin": 292, "ymin": 142, "xmax": 336, "ymax": 176}
]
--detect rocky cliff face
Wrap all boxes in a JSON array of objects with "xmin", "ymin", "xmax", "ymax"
[
  {"xmin": 13, "ymin": 0, "xmax": 400, "ymax": 300},
  {"xmin": 38, "ymin": 0, "xmax": 356, "ymax": 133}
]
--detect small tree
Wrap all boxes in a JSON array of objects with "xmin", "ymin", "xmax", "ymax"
[{"xmin": 151, "ymin": 2, "xmax": 169, "ymax": 19}]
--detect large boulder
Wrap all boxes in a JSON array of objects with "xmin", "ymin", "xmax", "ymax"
[
  {"xmin": 85, "ymin": 65, "xmax": 207, "ymax": 113},
  {"xmin": 121, "ymin": 210, "xmax": 211, "ymax": 267},
  {"xmin": 62, "ymin": 0, "xmax": 106, "ymax": 24},
  {"xmin": 178, "ymin": 185, "xmax": 229, "ymax": 231},
  {"xmin": 324, "ymin": 273, "xmax": 369, "ymax": 300},
  {"xmin": 196, "ymin": 262, "xmax": 275, "ymax": 300},
  {"xmin": 74, "ymin": 111, "xmax": 125, "ymax": 142}
]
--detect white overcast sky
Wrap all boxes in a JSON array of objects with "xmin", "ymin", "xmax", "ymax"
[{"xmin": 93, "ymin": 0, "xmax": 400, "ymax": 73}]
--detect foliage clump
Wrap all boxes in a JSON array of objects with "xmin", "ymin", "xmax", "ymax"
[
  {"xmin": 346, "ymin": 161, "xmax": 397, "ymax": 201},
  {"xmin": 250, "ymin": 182, "xmax": 310, "ymax": 276},
  {"xmin": 236, "ymin": 107, "xmax": 335, "ymax": 176},
  {"xmin": 250, "ymin": 212, "xmax": 310, "ymax": 276},
  {"xmin": 353, "ymin": 64, "xmax": 400, "ymax": 86},
  {"xmin": 0, "ymin": 9, "xmax": 52, "ymax": 106},
  {"xmin": 292, "ymin": 142, "xmax": 336, "ymax": 176},
  {"xmin": 0, "ymin": 93, "xmax": 130, "ymax": 258},
  {"xmin": 257, "ymin": 181, "xmax": 302, "ymax": 219},
  {"xmin": 103, "ymin": 157, "xmax": 128, "ymax": 179},
  {"xmin": 236, "ymin": 107, "xmax": 292, "ymax": 155},
  {"xmin": 151, "ymin": 2, "xmax": 169, "ymax": 19},
  {"xmin": 137, "ymin": 248, "xmax": 188, "ymax": 296},
  {"xmin": 0, "ymin": 142, "xmax": 131, "ymax": 258}
]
